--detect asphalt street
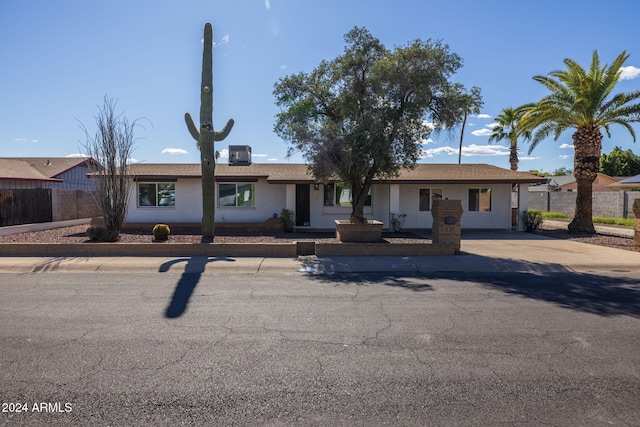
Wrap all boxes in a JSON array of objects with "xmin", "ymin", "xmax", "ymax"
[{"xmin": 1, "ymin": 268, "xmax": 639, "ymax": 426}]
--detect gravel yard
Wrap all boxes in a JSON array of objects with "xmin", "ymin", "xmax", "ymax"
[
  {"xmin": 0, "ymin": 221, "xmax": 637, "ymax": 252},
  {"xmin": 0, "ymin": 225, "xmax": 429, "ymax": 245}
]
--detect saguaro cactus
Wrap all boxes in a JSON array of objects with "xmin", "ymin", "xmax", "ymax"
[{"xmin": 185, "ymin": 22, "xmax": 234, "ymax": 241}]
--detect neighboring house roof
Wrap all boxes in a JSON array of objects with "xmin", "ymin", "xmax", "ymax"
[
  {"xmin": 608, "ymin": 174, "xmax": 640, "ymax": 190},
  {"xmin": 529, "ymin": 173, "xmax": 621, "ymax": 192},
  {"xmin": 126, "ymin": 163, "xmax": 546, "ymax": 184},
  {"xmin": 0, "ymin": 157, "xmax": 96, "ymax": 182},
  {"xmin": 546, "ymin": 175, "xmax": 576, "ymax": 190}
]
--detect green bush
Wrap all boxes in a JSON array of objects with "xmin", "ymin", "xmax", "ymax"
[
  {"xmin": 280, "ymin": 209, "xmax": 295, "ymax": 233},
  {"xmin": 85, "ymin": 226, "xmax": 120, "ymax": 242},
  {"xmin": 152, "ymin": 224, "xmax": 171, "ymax": 240},
  {"xmin": 522, "ymin": 209, "xmax": 544, "ymax": 232}
]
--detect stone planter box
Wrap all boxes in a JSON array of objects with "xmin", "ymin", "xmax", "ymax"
[{"xmin": 335, "ymin": 220, "xmax": 383, "ymax": 242}]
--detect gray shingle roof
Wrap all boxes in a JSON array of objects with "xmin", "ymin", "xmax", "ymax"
[{"xmin": 0, "ymin": 157, "xmax": 96, "ymax": 181}]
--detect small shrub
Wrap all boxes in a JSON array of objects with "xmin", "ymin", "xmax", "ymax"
[
  {"xmin": 522, "ymin": 209, "xmax": 544, "ymax": 232},
  {"xmin": 390, "ymin": 213, "xmax": 407, "ymax": 233},
  {"xmin": 152, "ymin": 224, "xmax": 171, "ymax": 240},
  {"xmin": 85, "ymin": 226, "xmax": 120, "ymax": 242},
  {"xmin": 280, "ymin": 209, "xmax": 295, "ymax": 233}
]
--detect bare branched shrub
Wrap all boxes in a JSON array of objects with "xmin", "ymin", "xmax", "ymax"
[{"xmin": 80, "ymin": 96, "xmax": 143, "ymax": 233}]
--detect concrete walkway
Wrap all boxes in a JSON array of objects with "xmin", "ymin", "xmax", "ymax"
[{"xmin": 0, "ymin": 231, "xmax": 638, "ymax": 275}]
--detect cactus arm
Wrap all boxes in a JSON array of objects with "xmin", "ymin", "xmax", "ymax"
[
  {"xmin": 184, "ymin": 112, "xmax": 200, "ymax": 141},
  {"xmin": 214, "ymin": 118, "xmax": 235, "ymax": 141}
]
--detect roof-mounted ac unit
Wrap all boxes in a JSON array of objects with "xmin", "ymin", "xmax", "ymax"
[{"xmin": 229, "ymin": 145, "xmax": 251, "ymax": 166}]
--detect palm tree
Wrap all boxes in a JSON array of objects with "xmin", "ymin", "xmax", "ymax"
[
  {"xmin": 457, "ymin": 87, "xmax": 483, "ymax": 164},
  {"xmin": 488, "ymin": 107, "xmax": 530, "ymax": 171},
  {"xmin": 520, "ymin": 50, "xmax": 640, "ymax": 234}
]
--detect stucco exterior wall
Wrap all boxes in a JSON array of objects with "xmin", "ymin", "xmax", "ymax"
[
  {"xmin": 125, "ymin": 179, "xmax": 517, "ymax": 230},
  {"xmin": 126, "ymin": 178, "xmax": 287, "ymax": 225},
  {"xmin": 396, "ymin": 183, "xmax": 513, "ymax": 230}
]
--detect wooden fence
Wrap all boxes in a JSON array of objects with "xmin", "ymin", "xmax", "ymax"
[{"xmin": 0, "ymin": 189, "xmax": 53, "ymax": 226}]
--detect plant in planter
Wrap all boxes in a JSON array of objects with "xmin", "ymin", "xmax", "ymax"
[
  {"xmin": 274, "ymin": 27, "xmax": 477, "ymax": 227},
  {"xmin": 152, "ymin": 224, "xmax": 171, "ymax": 241}
]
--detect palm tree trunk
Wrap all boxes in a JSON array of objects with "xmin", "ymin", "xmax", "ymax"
[
  {"xmin": 568, "ymin": 126, "xmax": 602, "ymax": 234},
  {"xmin": 458, "ymin": 112, "xmax": 467, "ymax": 164},
  {"xmin": 509, "ymin": 137, "xmax": 518, "ymax": 171}
]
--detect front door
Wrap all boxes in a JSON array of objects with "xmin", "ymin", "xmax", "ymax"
[{"xmin": 295, "ymin": 184, "xmax": 310, "ymax": 227}]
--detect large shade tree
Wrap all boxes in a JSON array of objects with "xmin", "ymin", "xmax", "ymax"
[
  {"xmin": 274, "ymin": 27, "xmax": 479, "ymax": 223},
  {"xmin": 599, "ymin": 146, "xmax": 640, "ymax": 176},
  {"xmin": 488, "ymin": 107, "xmax": 530, "ymax": 171},
  {"xmin": 521, "ymin": 51, "xmax": 640, "ymax": 234}
]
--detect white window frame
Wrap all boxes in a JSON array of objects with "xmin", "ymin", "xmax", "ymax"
[
  {"xmin": 468, "ymin": 187, "xmax": 492, "ymax": 212},
  {"xmin": 418, "ymin": 187, "xmax": 443, "ymax": 212},
  {"xmin": 218, "ymin": 182, "xmax": 256, "ymax": 207},
  {"xmin": 137, "ymin": 182, "xmax": 175, "ymax": 208},
  {"xmin": 323, "ymin": 183, "xmax": 372, "ymax": 207}
]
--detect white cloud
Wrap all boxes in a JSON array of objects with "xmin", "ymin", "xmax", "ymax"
[
  {"xmin": 519, "ymin": 156, "xmax": 541, "ymax": 161},
  {"xmin": 162, "ymin": 148, "xmax": 188, "ymax": 155},
  {"xmin": 462, "ymin": 144, "xmax": 509, "ymax": 156},
  {"xmin": 423, "ymin": 120, "xmax": 437, "ymax": 131},
  {"xmin": 66, "ymin": 153, "xmax": 89, "ymax": 158},
  {"xmin": 127, "ymin": 158, "xmax": 140, "ymax": 164},
  {"xmin": 559, "ymin": 154, "xmax": 570, "ymax": 160},
  {"xmin": 620, "ymin": 66, "xmax": 640, "ymax": 80},
  {"xmin": 421, "ymin": 146, "xmax": 458, "ymax": 158},
  {"xmin": 559, "ymin": 143, "xmax": 574, "ymax": 149},
  {"xmin": 268, "ymin": 158, "xmax": 279, "ymax": 161},
  {"xmin": 421, "ymin": 143, "xmax": 510, "ymax": 158},
  {"xmin": 252, "ymin": 153, "xmax": 269, "ymax": 158},
  {"xmin": 476, "ymin": 113, "xmax": 492, "ymax": 119},
  {"xmin": 485, "ymin": 122, "xmax": 499, "ymax": 129},
  {"xmin": 217, "ymin": 149, "xmax": 229, "ymax": 158},
  {"xmin": 471, "ymin": 128, "xmax": 493, "ymax": 137},
  {"xmin": 212, "ymin": 34, "xmax": 230, "ymax": 48}
]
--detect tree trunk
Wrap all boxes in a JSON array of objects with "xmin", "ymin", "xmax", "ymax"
[
  {"xmin": 349, "ymin": 181, "xmax": 368, "ymax": 223},
  {"xmin": 509, "ymin": 137, "xmax": 518, "ymax": 171},
  {"xmin": 568, "ymin": 126, "xmax": 602, "ymax": 235}
]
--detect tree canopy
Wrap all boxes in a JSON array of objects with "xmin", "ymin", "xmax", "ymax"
[
  {"xmin": 273, "ymin": 27, "xmax": 479, "ymax": 222},
  {"xmin": 599, "ymin": 146, "xmax": 640, "ymax": 176}
]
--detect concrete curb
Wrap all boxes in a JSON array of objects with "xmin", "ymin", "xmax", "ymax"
[{"xmin": 0, "ymin": 241, "xmax": 457, "ymax": 258}]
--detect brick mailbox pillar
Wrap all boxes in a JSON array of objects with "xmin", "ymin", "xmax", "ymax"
[
  {"xmin": 633, "ymin": 199, "xmax": 640, "ymax": 249},
  {"xmin": 432, "ymin": 199, "xmax": 463, "ymax": 253}
]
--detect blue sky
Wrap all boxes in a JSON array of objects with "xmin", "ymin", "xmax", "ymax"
[{"xmin": 2, "ymin": 0, "xmax": 640, "ymax": 173}]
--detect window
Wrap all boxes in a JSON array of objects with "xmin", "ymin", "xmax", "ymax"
[
  {"xmin": 419, "ymin": 187, "xmax": 443, "ymax": 211},
  {"xmin": 138, "ymin": 182, "xmax": 175, "ymax": 207},
  {"xmin": 323, "ymin": 184, "xmax": 371, "ymax": 207},
  {"xmin": 468, "ymin": 188, "xmax": 492, "ymax": 212},
  {"xmin": 218, "ymin": 183, "xmax": 255, "ymax": 207}
]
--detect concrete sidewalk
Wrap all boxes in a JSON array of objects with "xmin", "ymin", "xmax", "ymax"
[{"xmin": 0, "ymin": 231, "xmax": 638, "ymax": 274}]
